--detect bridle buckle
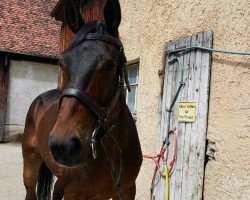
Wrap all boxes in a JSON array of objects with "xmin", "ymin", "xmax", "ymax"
[
  {"xmin": 91, "ymin": 117, "xmax": 108, "ymax": 159},
  {"xmin": 91, "ymin": 129, "xmax": 98, "ymax": 159}
]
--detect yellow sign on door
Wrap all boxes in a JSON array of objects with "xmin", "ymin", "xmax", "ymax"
[{"xmin": 178, "ymin": 102, "xmax": 196, "ymax": 123}]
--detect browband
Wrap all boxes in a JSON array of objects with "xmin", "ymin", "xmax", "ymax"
[{"xmin": 85, "ymin": 33, "xmax": 123, "ymax": 47}]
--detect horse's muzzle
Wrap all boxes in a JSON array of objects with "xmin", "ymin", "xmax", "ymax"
[{"xmin": 49, "ymin": 134, "xmax": 85, "ymax": 167}]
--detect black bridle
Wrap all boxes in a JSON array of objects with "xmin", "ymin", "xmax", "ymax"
[
  {"xmin": 59, "ymin": 32, "xmax": 129, "ymax": 159},
  {"xmin": 58, "ymin": 21, "xmax": 128, "ymax": 200}
]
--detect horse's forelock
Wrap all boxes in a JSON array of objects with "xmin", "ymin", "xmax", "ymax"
[
  {"xmin": 64, "ymin": 21, "xmax": 97, "ymax": 53},
  {"xmin": 64, "ymin": 20, "xmax": 119, "ymax": 54}
]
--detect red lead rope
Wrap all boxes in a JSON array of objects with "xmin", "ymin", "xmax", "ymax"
[
  {"xmin": 168, "ymin": 129, "xmax": 177, "ymax": 175},
  {"xmin": 143, "ymin": 129, "xmax": 177, "ymax": 191},
  {"xmin": 144, "ymin": 143, "xmax": 167, "ymax": 178}
]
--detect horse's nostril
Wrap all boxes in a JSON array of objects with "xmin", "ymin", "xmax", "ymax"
[
  {"xmin": 49, "ymin": 134, "xmax": 83, "ymax": 166},
  {"xmin": 49, "ymin": 136, "xmax": 60, "ymax": 158},
  {"xmin": 66, "ymin": 136, "xmax": 82, "ymax": 155}
]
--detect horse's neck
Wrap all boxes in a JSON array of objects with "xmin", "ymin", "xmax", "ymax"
[
  {"xmin": 114, "ymin": 96, "xmax": 134, "ymax": 131},
  {"xmin": 105, "ymin": 95, "xmax": 129, "ymax": 129}
]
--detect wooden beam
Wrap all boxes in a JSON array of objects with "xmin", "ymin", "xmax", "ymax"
[
  {"xmin": 0, "ymin": 50, "xmax": 58, "ymax": 64},
  {"xmin": 127, "ymin": 58, "xmax": 140, "ymax": 66},
  {"xmin": 0, "ymin": 55, "xmax": 10, "ymax": 141}
]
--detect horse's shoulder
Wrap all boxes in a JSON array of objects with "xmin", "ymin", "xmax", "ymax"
[
  {"xmin": 37, "ymin": 89, "xmax": 62, "ymax": 100},
  {"xmin": 33, "ymin": 89, "xmax": 61, "ymax": 104},
  {"xmin": 27, "ymin": 89, "xmax": 61, "ymax": 115}
]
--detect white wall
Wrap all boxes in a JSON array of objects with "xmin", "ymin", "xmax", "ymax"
[
  {"xmin": 5, "ymin": 60, "xmax": 58, "ymax": 126},
  {"xmin": 120, "ymin": 0, "xmax": 250, "ymax": 199}
]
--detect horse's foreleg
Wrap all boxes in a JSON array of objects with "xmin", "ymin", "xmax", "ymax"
[
  {"xmin": 23, "ymin": 150, "xmax": 42, "ymax": 200},
  {"xmin": 53, "ymin": 179, "xmax": 64, "ymax": 200},
  {"xmin": 126, "ymin": 183, "xmax": 136, "ymax": 200},
  {"xmin": 112, "ymin": 183, "xmax": 136, "ymax": 200}
]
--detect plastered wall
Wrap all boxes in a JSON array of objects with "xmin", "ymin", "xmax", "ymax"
[
  {"xmin": 119, "ymin": 0, "xmax": 250, "ymax": 199},
  {"xmin": 4, "ymin": 60, "xmax": 58, "ymax": 141}
]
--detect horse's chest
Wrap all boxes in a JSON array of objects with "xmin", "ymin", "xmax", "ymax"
[{"xmin": 60, "ymin": 166, "xmax": 115, "ymax": 199}]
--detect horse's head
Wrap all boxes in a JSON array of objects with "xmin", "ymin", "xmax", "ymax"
[{"xmin": 49, "ymin": 0, "xmax": 126, "ymax": 167}]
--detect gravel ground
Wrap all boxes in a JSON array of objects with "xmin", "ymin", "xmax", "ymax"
[{"xmin": 0, "ymin": 143, "xmax": 25, "ymax": 200}]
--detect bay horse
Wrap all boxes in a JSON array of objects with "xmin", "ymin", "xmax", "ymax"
[{"xmin": 22, "ymin": 0, "xmax": 142, "ymax": 199}]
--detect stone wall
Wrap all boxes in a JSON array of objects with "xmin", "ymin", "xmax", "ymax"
[{"xmin": 119, "ymin": 0, "xmax": 250, "ymax": 199}]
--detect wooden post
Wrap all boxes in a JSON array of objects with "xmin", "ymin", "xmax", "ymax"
[
  {"xmin": 154, "ymin": 30, "xmax": 213, "ymax": 200},
  {"xmin": 0, "ymin": 55, "xmax": 10, "ymax": 141}
]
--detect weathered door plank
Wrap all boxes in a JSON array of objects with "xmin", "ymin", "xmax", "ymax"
[
  {"xmin": 173, "ymin": 37, "xmax": 187, "ymax": 200},
  {"xmin": 196, "ymin": 30, "xmax": 213, "ymax": 199},
  {"xmin": 179, "ymin": 35, "xmax": 192, "ymax": 200}
]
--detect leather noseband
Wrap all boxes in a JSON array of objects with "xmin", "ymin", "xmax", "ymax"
[{"xmin": 60, "ymin": 88, "xmax": 107, "ymax": 119}]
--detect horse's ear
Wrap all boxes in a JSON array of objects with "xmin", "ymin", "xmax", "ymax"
[
  {"xmin": 104, "ymin": 0, "xmax": 121, "ymax": 37},
  {"xmin": 64, "ymin": 0, "xmax": 85, "ymax": 33}
]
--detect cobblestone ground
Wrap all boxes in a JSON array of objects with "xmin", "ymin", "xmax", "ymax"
[{"xmin": 0, "ymin": 143, "xmax": 25, "ymax": 200}]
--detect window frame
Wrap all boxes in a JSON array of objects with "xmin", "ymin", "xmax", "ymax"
[{"xmin": 124, "ymin": 59, "xmax": 140, "ymax": 120}]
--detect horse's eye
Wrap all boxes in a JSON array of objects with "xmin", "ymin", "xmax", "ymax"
[{"xmin": 104, "ymin": 62, "xmax": 117, "ymax": 71}]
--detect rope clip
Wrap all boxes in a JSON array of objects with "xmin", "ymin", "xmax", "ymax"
[{"xmin": 166, "ymin": 108, "xmax": 173, "ymax": 113}]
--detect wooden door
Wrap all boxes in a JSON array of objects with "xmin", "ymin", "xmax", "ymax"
[
  {"xmin": 0, "ymin": 55, "xmax": 10, "ymax": 141},
  {"xmin": 154, "ymin": 30, "xmax": 213, "ymax": 200}
]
